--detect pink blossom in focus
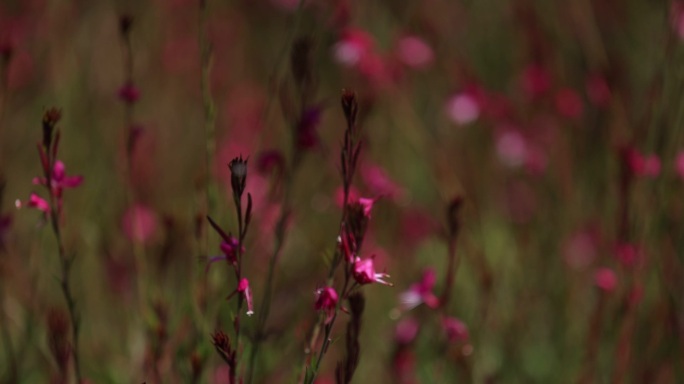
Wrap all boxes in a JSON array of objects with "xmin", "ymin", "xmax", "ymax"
[
  {"xmin": 594, "ymin": 268, "xmax": 617, "ymax": 292},
  {"xmin": 122, "ymin": 204, "xmax": 158, "ymax": 244},
  {"xmin": 353, "ymin": 256, "xmax": 392, "ymax": 286},
  {"xmin": 442, "ymin": 316, "xmax": 469, "ymax": 343},
  {"xmin": 314, "ymin": 286, "xmax": 338, "ymax": 324},
  {"xmin": 555, "ymin": 88, "xmax": 583, "ymax": 119},
  {"xmin": 396, "ymin": 35, "xmax": 434, "ymax": 70},
  {"xmin": 358, "ymin": 197, "xmax": 376, "ymax": 218},
  {"xmin": 445, "ymin": 92, "xmax": 480, "ymax": 125},
  {"xmin": 33, "ymin": 160, "xmax": 84, "ymax": 196},
  {"xmin": 399, "ymin": 268, "xmax": 440, "ymax": 311},
  {"xmin": 237, "ymin": 278, "xmax": 254, "ymax": 316}
]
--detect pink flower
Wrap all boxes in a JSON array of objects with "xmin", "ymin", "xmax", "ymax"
[
  {"xmin": 361, "ymin": 165, "xmax": 403, "ymax": 199},
  {"xmin": 33, "ymin": 160, "xmax": 84, "ymax": 196},
  {"xmin": 676, "ymin": 151, "xmax": 684, "ymax": 179},
  {"xmin": 122, "ymin": 204, "xmax": 158, "ymax": 244},
  {"xmin": 357, "ymin": 197, "xmax": 376, "ymax": 218},
  {"xmin": 118, "ymin": 83, "xmax": 140, "ymax": 103},
  {"xmin": 594, "ymin": 268, "xmax": 617, "ymax": 292},
  {"xmin": 15, "ymin": 193, "xmax": 50, "ymax": 214},
  {"xmin": 394, "ymin": 317, "xmax": 419, "ymax": 344},
  {"xmin": 555, "ymin": 88, "xmax": 584, "ymax": 119},
  {"xmin": 445, "ymin": 92, "xmax": 480, "ymax": 125},
  {"xmin": 586, "ymin": 74, "xmax": 611, "ymax": 107},
  {"xmin": 399, "ymin": 268, "xmax": 439, "ymax": 311},
  {"xmin": 333, "ymin": 29, "xmax": 375, "ymax": 68},
  {"xmin": 496, "ymin": 129, "xmax": 527, "ymax": 168},
  {"xmin": 615, "ymin": 243, "xmax": 642, "ymax": 267},
  {"xmin": 396, "ymin": 35, "xmax": 433, "ymax": 70},
  {"xmin": 623, "ymin": 148, "xmax": 660, "ymax": 178},
  {"xmin": 442, "ymin": 316, "xmax": 469, "ymax": 343},
  {"xmin": 238, "ymin": 278, "xmax": 254, "ymax": 316},
  {"xmin": 521, "ymin": 64, "xmax": 551, "ymax": 99},
  {"xmin": 220, "ymin": 236, "xmax": 242, "ymax": 264},
  {"xmin": 353, "ymin": 256, "xmax": 392, "ymax": 286},
  {"xmin": 314, "ymin": 286, "xmax": 338, "ymax": 324}
]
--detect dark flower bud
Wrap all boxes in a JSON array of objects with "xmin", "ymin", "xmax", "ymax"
[
  {"xmin": 341, "ymin": 89, "xmax": 358, "ymax": 127},
  {"xmin": 228, "ymin": 156, "xmax": 248, "ymax": 202},
  {"xmin": 42, "ymin": 108, "xmax": 62, "ymax": 149},
  {"xmin": 211, "ymin": 330, "xmax": 232, "ymax": 364},
  {"xmin": 345, "ymin": 202, "xmax": 369, "ymax": 253}
]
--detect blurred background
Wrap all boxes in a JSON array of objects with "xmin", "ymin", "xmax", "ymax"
[{"xmin": 0, "ymin": 0, "xmax": 683, "ymax": 382}]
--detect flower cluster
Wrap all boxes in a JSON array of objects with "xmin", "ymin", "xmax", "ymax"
[{"xmin": 16, "ymin": 109, "xmax": 83, "ymax": 217}]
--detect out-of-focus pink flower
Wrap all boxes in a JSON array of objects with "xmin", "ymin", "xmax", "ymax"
[
  {"xmin": 521, "ymin": 64, "xmax": 551, "ymax": 99},
  {"xmin": 15, "ymin": 193, "xmax": 50, "ymax": 214},
  {"xmin": 296, "ymin": 107, "xmax": 322, "ymax": 150},
  {"xmin": 615, "ymin": 243, "xmax": 642, "ymax": 267},
  {"xmin": 594, "ymin": 267, "xmax": 617, "ymax": 292},
  {"xmin": 563, "ymin": 229, "xmax": 599, "ymax": 270},
  {"xmin": 361, "ymin": 165, "xmax": 403, "ymax": 199},
  {"xmin": 256, "ymin": 149, "xmax": 285, "ymax": 175},
  {"xmin": 333, "ymin": 28, "xmax": 375, "ymax": 68},
  {"xmin": 586, "ymin": 74, "xmax": 611, "ymax": 107},
  {"xmin": 118, "ymin": 83, "xmax": 140, "ymax": 104},
  {"xmin": 555, "ymin": 88, "xmax": 583, "ymax": 119},
  {"xmin": 445, "ymin": 92, "xmax": 480, "ymax": 125},
  {"xmin": 442, "ymin": 316, "xmax": 469, "ymax": 343},
  {"xmin": 671, "ymin": 2, "xmax": 684, "ymax": 39},
  {"xmin": 353, "ymin": 256, "xmax": 392, "ymax": 286},
  {"xmin": 396, "ymin": 35, "xmax": 434, "ymax": 70},
  {"xmin": 400, "ymin": 210, "xmax": 438, "ymax": 248},
  {"xmin": 624, "ymin": 148, "xmax": 660, "ymax": 178},
  {"xmin": 399, "ymin": 268, "xmax": 439, "ymax": 311},
  {"xmin": 335, "ymin": 186, "xmax": 360, "ymax": 208},
  {"xmin": 676, "ymin": 151, "xmax": 684, "ymax": 179},
  {"xmin": 395, "ymin": 317, "xmax": 419, "ymax": 344},
  {"xmin": 314, "ymin": 286, "xmax": 338, "ymax": 324},
  {"xmin": 496, "ymin": 129, "xmax": 527, "ymax": 168},
  {"xmin": 122, "ymin": 204, "xmax": 158, "ymax": 244},
  {"xmin": 237, "ymin": 278, "xmax": 254, "ymax": 316}
]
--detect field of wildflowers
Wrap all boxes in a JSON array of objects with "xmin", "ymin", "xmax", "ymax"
[{"xmin": 0, "ymin": 0, "xmax": 683, "ymax": 383}]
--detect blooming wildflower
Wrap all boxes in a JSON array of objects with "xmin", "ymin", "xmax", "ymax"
[
  {"xmin": 16, "ymin": 192, "xmax": 50, "ymax": 214},
  {"xmin": 237, "ymin": 278, "xmax": 254, "ymax": 316},
  {"xmin": 357, "ymin": 197, "xmax": 375, "ymax": 218},
  {"xmin": 594, "ymin": 268, "xmax": 617, "ymax": 292},
  {"xmin": 219, "ymin": 236, "xmax": 242, "ymax": 264},
  {"xmin": 314, "ymin": 286, "xmax": 338, "ymax": 324},
  {"xmin": 399, "ymin": 268, "xmax": 439, "ymax": 311},
  {"xmin": 353, "ymin": 256, "xmax": 392, "ymax": 286},
  {"xmin": 33, "ymin": 160, "xmax": 83, "ymax": 196},
  {"xmin": 442, "ymin": 316, "xmax": 469, "ymax": 343}
]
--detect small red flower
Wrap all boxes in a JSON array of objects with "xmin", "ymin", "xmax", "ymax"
[{"xmin": 314, "ymin": 286, "xmax": 338, "ymax": 324}]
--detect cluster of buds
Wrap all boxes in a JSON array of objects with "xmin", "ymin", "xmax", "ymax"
[{"xmin": 16, "ymin": 109, "xmax": 83, "ymax": 217}]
